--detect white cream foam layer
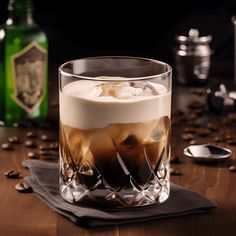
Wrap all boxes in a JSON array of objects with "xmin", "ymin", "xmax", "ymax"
[{"xmin": 60, "ymin": 80, "xmax": 171, "ymax": 130}]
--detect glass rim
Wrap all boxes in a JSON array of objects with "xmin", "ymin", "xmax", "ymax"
[{"xmin": 59, "ymin": 56, "xmax": 172, "ymax": 82}]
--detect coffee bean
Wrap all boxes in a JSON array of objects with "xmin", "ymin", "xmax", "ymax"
[
  {"xmin": 181, "ymin": 133, "xmax": 194, "ymax": 141},
  {"xmin": 229, "ymin": 165, "xmax": 236, "ymax": 172},
  {"xmin": 8, "ymin": 136, "xmax": 20, "ymax": 144},
  {"xmin": 189, "ymin": 140, "xmax": 197, "ymax": 145},
  {"xmin": 15, "ymin": 182, "xmax": 33, "ymax": 193},
  {"xmin": 225, "ymin": 134, "xmax": 234, "ymax": 141},
  {"xmin": 197, "ymin": 128, "xmax": 211, "ymax": 136},
  {"xmin": 27, "ymin": 151, "xmax": 39, "ymax": 159},
  {"xmin": 26, "ymin": 131, "xmax": 37, "ymax": 138},
  {"xmin": 50, "ymin": 142, "xmax": 59, "ymax": 150},
  {"xmin": 41, "ymin": 134, "xmax": 54, "ymax": 142},
  {"xmin": 227, "ymin": 139, "xmax": 236, "ymax": 145},
  {"xmin": 1, "ymin": 142, "xmax": 14, "ymax": 150},
  {"xmin": 4, "ymin": 170, "xmax": 20, "ymax": 179},
  {"xmin": 214, "ymin": 136, "xmax": 224, "ymax": 142},
  {"xmin": 206, "ymin": 123, "xmax": 218, "ymax": 131},
  {"xmin": 170, "ymin": 156, "xmax": 180, "ymax": 164},
  {"xmin": 39, "ymin": 144, "xmax": 49, "ymax": 150},
  {"xmin": 170, "ymin": 168, "xmax": 182, "ymax": 176},
  {"xmin": 39, "ymin": 142, "xmax": 59, "ymax": 151},
  {"xmin": 25, "ymin": 140, "xmax": 37, "ymax": 148}
]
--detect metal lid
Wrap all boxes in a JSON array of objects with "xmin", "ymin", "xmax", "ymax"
[{"xmin": 176, "ymin": 29, "xmax": 212, "ymax": 44}]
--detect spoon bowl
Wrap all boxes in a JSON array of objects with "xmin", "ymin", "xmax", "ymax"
[{"xmin": 183, "ymin": 144, "xmax": 232, "ymax": 162}]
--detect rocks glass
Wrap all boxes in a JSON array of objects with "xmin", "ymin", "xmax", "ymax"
[{"xmin": 59, "ymin": 57, "xmax": 172, "ymax": 208}]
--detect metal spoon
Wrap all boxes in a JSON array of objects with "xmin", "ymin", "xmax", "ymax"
[{"xmin": 183, "ymin": 144, "xmax": 232, "ymax": 162}]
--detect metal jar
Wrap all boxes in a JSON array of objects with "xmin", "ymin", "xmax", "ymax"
[{"xmin": 175, "ymin": 29, "xmax": 212, "ymax": 85}]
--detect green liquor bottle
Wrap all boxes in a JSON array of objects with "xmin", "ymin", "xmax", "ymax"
[{"xmin": 0, "ymin": 0, "xmax": 48, "ymax": 125}]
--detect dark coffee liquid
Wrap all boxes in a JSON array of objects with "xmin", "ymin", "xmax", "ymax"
[{"xmin": 60, "ymin": 117, "xmax": 170, "ymax": 208}]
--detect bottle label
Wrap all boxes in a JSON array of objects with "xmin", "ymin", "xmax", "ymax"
[{"xmin": 11, "ymin": 42, "xmax": 47, "ymax": 113}]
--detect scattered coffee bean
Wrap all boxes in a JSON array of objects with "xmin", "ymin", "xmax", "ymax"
[
  {"xmin": 225, "ymin": 134, "xmax": 234, "ymax": 141},
  {"xmin": 26, "ymin": 131, "xmax": 37, "ymax": 138},
  {"xmin": 181, "ymin": 133, "xmax": 194, "ymax": 141},
  {"xmin": 197, "ymin": 128, "xmax": 211, "ymax": 136},
  {"xmin": 227, "ymin": 139, "xmax": 236, "ymax": 145},
  {"xmin": 229, "ymin": 165, "xmax": 236, "ymax": 172},
  {"xmin": 50, "ymin": 142, "xmax": 59, "ymax": 150},
  {"xmin": 39, "ymin": 144, "xmax": 50, "ymax": 150},
  {"xmin": 206, "ymin": 123, "xmax": 218, "ymax": 131},
  {"xmin": 214, "ymin": 136, "xmax": 224, "ymax": 142},
  {"xmin": 27, "ymin": 151, "xmax": 39, "ymax": 159},
  {"xmin": 189, "ymin": 140, "xmax": 197, "ymax": 145},
  {"xmin": 4, "ymin": 170, "xmax": 20, "ymax": 179},
  {"xmin": 41, "ymin": 134, "xmax": 54, "ymax": 142},
  {"xmin": 15, "ymin": 182, "xmax": 33, "ymax": 193},
  {"xmin": 1, "ymin": 142, "xmax": 14, "ymax": 150},
  {"xmin": 25, "ymin": 140, "xmax": 37, "ymax": 148},
  {"xmin": 170, "ymin": 168, "xmax": 182, "ymax": 176},
  {"xmin": 170, "ymin": 156, "xmax": 180, "ymax": 164},
  {"xmin": 8, "ymin": 136, "xmax": 20, "ymax": 144},
  {"xmin": 39, "ymin": 142, "xmax": 59, "ymax": 151}
]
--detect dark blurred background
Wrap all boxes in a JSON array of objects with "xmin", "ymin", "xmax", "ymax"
[{"xmin": 1, "ymin": 0, "xmax": 236, "ymax": 75}]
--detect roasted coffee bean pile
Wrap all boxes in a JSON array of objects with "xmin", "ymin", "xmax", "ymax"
[
  {"xmin": 1, "ymin": 131, "xmax": 59, "ymax": 161},
  {"xmin": 172, "ymin": 101, "xmax": 236, "ymax": 147},
  {"xmin": 1, "ymin": 127, "xmax": 59, "ymax": 193},
  {"xmin": 171, "ymin": 94, "xmax": 236, "ymax": 175}
]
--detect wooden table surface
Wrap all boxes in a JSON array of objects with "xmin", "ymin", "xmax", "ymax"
[{"xmin": 0, "ymin": 74, "xmax": 236, "ymax": 236}]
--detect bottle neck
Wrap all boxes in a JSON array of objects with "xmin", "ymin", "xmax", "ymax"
[{"xmin": 6, "ymin": 0, "xmax": 34, "ymax": 26}]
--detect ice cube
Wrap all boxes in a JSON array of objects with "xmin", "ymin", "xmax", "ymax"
[
  {"xmin": 115, "ymin": 85, "xmax": 143, "ymax": 98},
  {"xmin": 130, "ymin": 81, "xmax": 159, "ymax": 96},
  {"xmin": 94, "ymin": 81, "xmax": 160, "ymax": 99}
]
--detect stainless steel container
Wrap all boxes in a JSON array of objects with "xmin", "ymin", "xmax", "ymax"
[{"xmin": 175, "ymin": 29, "xmax": 212, "ymax": 85}]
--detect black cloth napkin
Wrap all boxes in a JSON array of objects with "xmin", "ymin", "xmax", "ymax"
[{"xmin": 23, "ymin": 160, "xmax": 217, "ymax": 228}]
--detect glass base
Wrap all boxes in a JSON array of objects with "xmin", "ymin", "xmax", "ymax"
[{"xmin": 60, "ymin": 165, "xmax": 170, "ymax": 209}]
